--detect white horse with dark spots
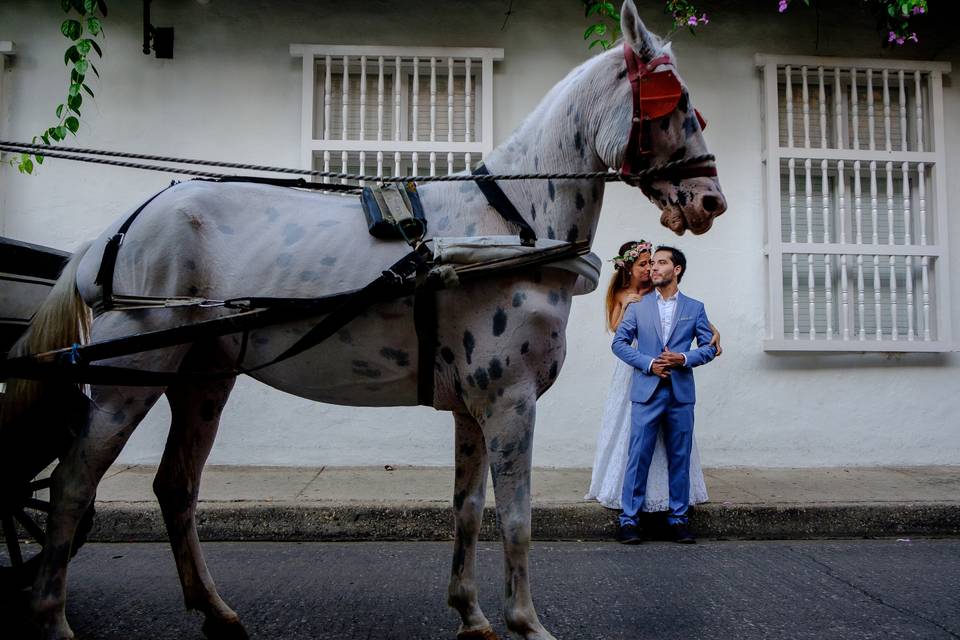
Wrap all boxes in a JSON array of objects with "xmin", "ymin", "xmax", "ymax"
[{"xmin": 8, "ymin": 3, "xmax": 725, "ymax": 639}]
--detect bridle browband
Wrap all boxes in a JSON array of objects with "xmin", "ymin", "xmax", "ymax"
[{"xmin": 620, "ymin": 43, "xmax": 717, "ymax": 197}]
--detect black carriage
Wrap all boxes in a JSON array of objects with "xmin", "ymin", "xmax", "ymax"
[{"xmin": 1, "ymin": 237, "xmax": 94, "ymax": 592}]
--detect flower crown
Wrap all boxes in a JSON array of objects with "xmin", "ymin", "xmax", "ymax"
[{"xmin": 611, "ymin": 241, "xmax": 652, "ymax": 269}]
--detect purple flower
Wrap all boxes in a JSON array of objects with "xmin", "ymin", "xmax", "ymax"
[
  {"xmin": 896, "ymin": 36, "xmax": 905, "ymax": 45},
  {"xmin": 688, "ymin": 15, "xmax": 698, "ymax": 25},
  {"xmin": 908, "ymin": 32, "xmax": 919, "ymax": 42},
  {"xmin": 700, "ymin": 13, "xmax": 710, "ymax": 24},
  {"xmin": 778, "ymin": 0, "xmax": 788, "ymax": 13},
  {"xmin": 888, "ymin": 31, "xmax": 897, "ymax": 42},
  {"xmin": 912, "ymin": 6, "xmax": 925, "ymax": 15}
]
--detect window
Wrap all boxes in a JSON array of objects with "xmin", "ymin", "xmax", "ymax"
[
  {"xmin": 290, "ymin": 44, "xmax": 503, "ymax": 180},
  {"xmin": 757, "ymin": 54, "xmax": 953, "ymax": 352}
]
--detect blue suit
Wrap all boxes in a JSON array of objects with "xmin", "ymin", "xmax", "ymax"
[{"xmin": 612, "ymin": 291, "xmax": 716, "ymax": 526}]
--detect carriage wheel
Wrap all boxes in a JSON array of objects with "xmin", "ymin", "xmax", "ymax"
[{"xmin": 0, "ymin": 470, "xmax": 95, "ymax": 593}]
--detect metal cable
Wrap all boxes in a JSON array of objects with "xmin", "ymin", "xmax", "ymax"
[{"xmin": 1, "ymin": 140, "xmax": 714, "ymax": 184}]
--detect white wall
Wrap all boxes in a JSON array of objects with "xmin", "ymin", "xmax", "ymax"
[{"xmin": 2, "ymin": 0, "xmax": 958, "ymax": 468}]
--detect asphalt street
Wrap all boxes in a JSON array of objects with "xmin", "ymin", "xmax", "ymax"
[{"xmin": 4, "ymin": 539, "xmax": 960, "ymax": 639}]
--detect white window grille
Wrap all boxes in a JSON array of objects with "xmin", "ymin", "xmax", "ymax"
[
  {"xmin": 757, "ymin": 54, "xmax": 953, "ymax": 352},
  {"xmin": 290, "ymin": 45, "xmax": 503, "ymax": 180}
]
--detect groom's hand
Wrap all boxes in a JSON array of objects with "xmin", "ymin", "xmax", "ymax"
[
  {"xmin": 650, "ymin": 360, "xmax": 672, "ymax": 378},
  {"xmin": 657, "ymin": 347, "xmax": 686, "ymax": 368}
]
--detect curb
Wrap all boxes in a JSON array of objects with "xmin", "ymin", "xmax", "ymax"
[{"xmin": 88, "ymin": 501, "xmax": 960, "ymax": 542}]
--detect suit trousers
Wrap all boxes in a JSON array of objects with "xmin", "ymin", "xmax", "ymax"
[{"xmin": 619, "ymin": 379, "xmax": 695, "ymax": 527}]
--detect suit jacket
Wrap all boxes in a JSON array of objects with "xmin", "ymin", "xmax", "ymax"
[{"xmin": 611, "ymin": 291, "xmax": 716, "ymax": 404}]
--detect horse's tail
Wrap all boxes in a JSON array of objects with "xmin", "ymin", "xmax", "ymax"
[{"xmin": 2, "ymin": 240, "xmax": 93, "ymax": 426}]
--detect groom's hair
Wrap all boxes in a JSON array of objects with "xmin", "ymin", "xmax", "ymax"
[{"xmin": 655, "ymin": 245, "xmax": 687, "ymax": 283}]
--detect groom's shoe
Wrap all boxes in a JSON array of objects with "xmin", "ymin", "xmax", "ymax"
[
  {"xmin": 669, "ymin": 523, "xmax": 696, "ymax": 544},
  {"xmin": 616, "ymin": 524, "xmax": 643, "ymax": 545}
]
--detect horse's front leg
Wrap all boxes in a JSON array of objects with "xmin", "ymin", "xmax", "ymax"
[
  {"xmin": 479, "ymin": 394, "xmax": 555, "ymax": 640},
  {"xmin": 448, "ymin": 411, "xmax": 499, "ymax": 640}
]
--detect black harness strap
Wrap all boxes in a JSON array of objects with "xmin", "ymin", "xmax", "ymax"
[
  {"xmin": 94, "ymin": 185, "xmax": 175, "ymax": 311},
  {"xmin": 472, "ymin": 164, "xmax": 537, "ymax": 246}
]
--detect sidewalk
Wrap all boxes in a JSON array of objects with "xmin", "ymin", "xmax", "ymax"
[{"xmin": 89, "ymin": 465, "xmax": 960, "ymax": 542}]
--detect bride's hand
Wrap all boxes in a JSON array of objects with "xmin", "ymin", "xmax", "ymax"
[
  {"xmin": 624, "ymin": 293, "xmax": 644, "ymax": 305},
  {"xmin": 709, "ymin": 322, "xmax": 723, "ymax": 356}
]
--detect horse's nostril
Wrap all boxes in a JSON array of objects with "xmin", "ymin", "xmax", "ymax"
[{"xmin": 702, "ymin": 195, "xmax": 721, "ymax": 213}]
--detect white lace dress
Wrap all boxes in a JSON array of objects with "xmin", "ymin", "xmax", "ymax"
[{"xmin": 584, "ymin": 349, "xmax": 709, "ymax": 511}]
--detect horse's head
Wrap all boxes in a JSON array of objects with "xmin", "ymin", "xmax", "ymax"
[{"xmin": 595, "ymin": 1, "xmax": 726, "ymax": 235}]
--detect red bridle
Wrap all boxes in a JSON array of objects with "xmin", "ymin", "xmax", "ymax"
[{"xmin": 620, "ymin": 43, "xmax": 716, "ymax": 190}]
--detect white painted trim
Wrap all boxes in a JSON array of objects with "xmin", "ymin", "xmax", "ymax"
[
  {"xmin": 929, "ymin": 70, "xmax": 953, "ymax": 345},
  {"xmin": 762, "ymin": 61, "xmax": 784, "ymax": 342},
  {"xmin": 778, "ymin": 148, "xmax": 937, "ymax": 163},
  {"xmin": 762, "ymin": 339, "xmax": 956, "ymax": 353},
  {"xmin": 291, "ymin": 44, "xmax": 503, "ymax": 61},
  {"xmin": 780, "ymin": 243, "xmax": 944, "ymax": 257},
  {"xmin": 307, "ymin": 140, "xmax": 486, "ymax": 154},
  {"xmin": 755, "ymin": 53, "xmax": 950, "ymax": 73},
  {"xmin": 0, "ymin": 41, "xmax": 14, "ymax": 55}
]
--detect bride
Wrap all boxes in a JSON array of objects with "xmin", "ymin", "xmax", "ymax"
[{"xmin": 584, "ymin": 240, "xmax": 719, "ymax": 512}]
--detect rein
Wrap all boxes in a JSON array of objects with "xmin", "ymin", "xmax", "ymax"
[{"xmin": 0, "ymin": 140, "xmax": 712, "ymax": 188}]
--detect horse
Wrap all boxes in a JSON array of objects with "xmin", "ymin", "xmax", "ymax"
[{"xmin": 9, "ymin": 2, "xmax": 725, "ymax": 639}]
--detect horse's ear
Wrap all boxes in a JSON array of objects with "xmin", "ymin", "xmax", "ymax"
[{"xmin": 620, "ymin": 0, "xmax": 658, "ymax": 59}]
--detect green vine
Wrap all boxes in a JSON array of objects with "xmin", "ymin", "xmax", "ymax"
[
  {"xmin": 583, "ymin": 1, "xmax": 930, "ymax": 50},
  {"xmin": 16, "ymin": 0, "xmax": 107, "ymax": 174}
]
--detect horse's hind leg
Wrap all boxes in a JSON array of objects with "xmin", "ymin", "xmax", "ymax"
[
  {"xmin": 32, "ymin": 384, "xmax": 168, "ymax": 640},
  {"xmin": 154, "ymin": 348, "xmax": 245, "ymax": 640},
  {"xmin": 448, "ymin": 411, "xmax": 498, "ymax": 640}
]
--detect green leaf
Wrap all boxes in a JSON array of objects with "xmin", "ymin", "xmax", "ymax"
[
  {"xmin": 61, "ymin": 19, "xmax": 82, "ymax": 41},
  {"xmin": 71, "ymin": 69, "xmax": 85, "ymax": 84},
  {"xmin": 21, "ymin": 157, "xmax": 34, "ymax": 174},
  {"xmin": 64, "ymin": 45, "xmax": 80, "ymax": 65},
  {"xmin": 588, "ymin": 39, "xmax": 606, "ymax": 49},
  {"xmin": 69, "ymin": 83, "xmax": 81, "ymax": 97},
  {"xmin": 41, "ymin": 132, "xmax": 51, "ymax": 145},
  {"xmin": 89, "ymin": 39, "xmax": 102, "ymax": 57},
  {"xmin": 70, "ymin": 0, "xmax": 85, "ymax": 14},
  {"xmin": 61, "ymin": 0, "xmax": 72, "ymax": 12},
  {"xmin": 90, "ymin": 63, "xmax": 100, "ymax": 78},
  {"xmin": 583, "ymin": 23, "xmax": 606, "ymax": 40},
  {"xmin": 65, "ymin": 116, "xmax": 80, "ymax": 133},
  {"xmin": 76, "ymin": 39, "xmax": 91, "ymax": 56},
  {"xmin": 97, "ymin": 0, "xmax": 108, "ymax": 17},
  {"xmin": 586, "ymin": 4, "xmax": 601, "ymax": 17},
  {"xmin": 49, "ymin": 127, "xmax": 62, "ymax": 142},
  {"xmin": 56, "ymin": 126, "xmax": 68, "ymax": 140},
  {"xmin": 56, "ymin": 104, "xmax": 65, "ymax": 118},
  {"xmin": 74, "ymin": 59, "xmax": 89, "ymax": 76},
  {"xmin": 84, "ymin": 0, "xmax": 97, "ymax": 13},
  {"xmin": 888, "ymin": 4, "xmax": 896, "ymax": 15},
  {"xmin": 35, "ymin": 154, "xmax": 45, "ymax": 165},
  {"xmin": 68, "ymin": 92, "xmax": 83, "ymax": 111},
  {"xmin": 87, "ymin": 17, "xmax": 102, "ymax": 36},
  {"xmin": 602, "ymin": 2, "xmax": 616, "ymax": 14},
  {"xmin": 82, "ymin": 83, "xmax": 95, "ymax": 98}
]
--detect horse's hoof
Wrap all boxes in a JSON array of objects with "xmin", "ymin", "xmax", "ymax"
[
  {"xmin": 202, "ymin": 616, "xmax": 250, "ymax": 640},
  {"xmin": 457, "ymin": 625, "xmax": 500, "ymax": 640}
]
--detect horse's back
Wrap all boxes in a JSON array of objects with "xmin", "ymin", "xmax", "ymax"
[{"xmin": 76, "ymin": 181, "xmax": 413, "ymax": 306}]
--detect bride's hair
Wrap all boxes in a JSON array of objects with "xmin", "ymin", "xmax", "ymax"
[{"xmin": 604, "ymin": 240, "xmax": 650, "ymax": 332}]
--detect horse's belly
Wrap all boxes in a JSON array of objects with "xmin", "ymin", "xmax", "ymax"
[{"xmin": 240, "ymin": 298, "xmax": 422, "ymax": 407}]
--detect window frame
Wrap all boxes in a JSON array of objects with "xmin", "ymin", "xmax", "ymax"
[{"xmin": 756, "ymin": 53, "xmax": 954, "ymax": 352}]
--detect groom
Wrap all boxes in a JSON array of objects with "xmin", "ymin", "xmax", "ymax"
[{"xmin": 611, "ymin": 246, "xmax": 717, "ymax": 544}]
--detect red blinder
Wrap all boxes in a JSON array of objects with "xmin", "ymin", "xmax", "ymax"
[
  {"xmin": 695, "ymin": 108, "xmax": 707, "ymax": 131},
  {"xmin": 638, "ymin": 70, "xmax": 683, "ymax": 120}
]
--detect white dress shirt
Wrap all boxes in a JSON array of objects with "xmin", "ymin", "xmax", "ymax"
[
  {"xmin": 656, "ymin": 288, "xmax": 679, "ymax": 339},
  {"xmin": 647, "ymin": 288, "xmax": 686, "ymax": 373}
]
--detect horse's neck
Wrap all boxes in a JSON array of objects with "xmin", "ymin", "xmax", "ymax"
[
  {"xmin": 480, "ymin": 87, "xmax": 608, "ymax": 245},
  {"xmin": 421, "ymin": 59, "xmax": 610, "ymax": 246}
]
